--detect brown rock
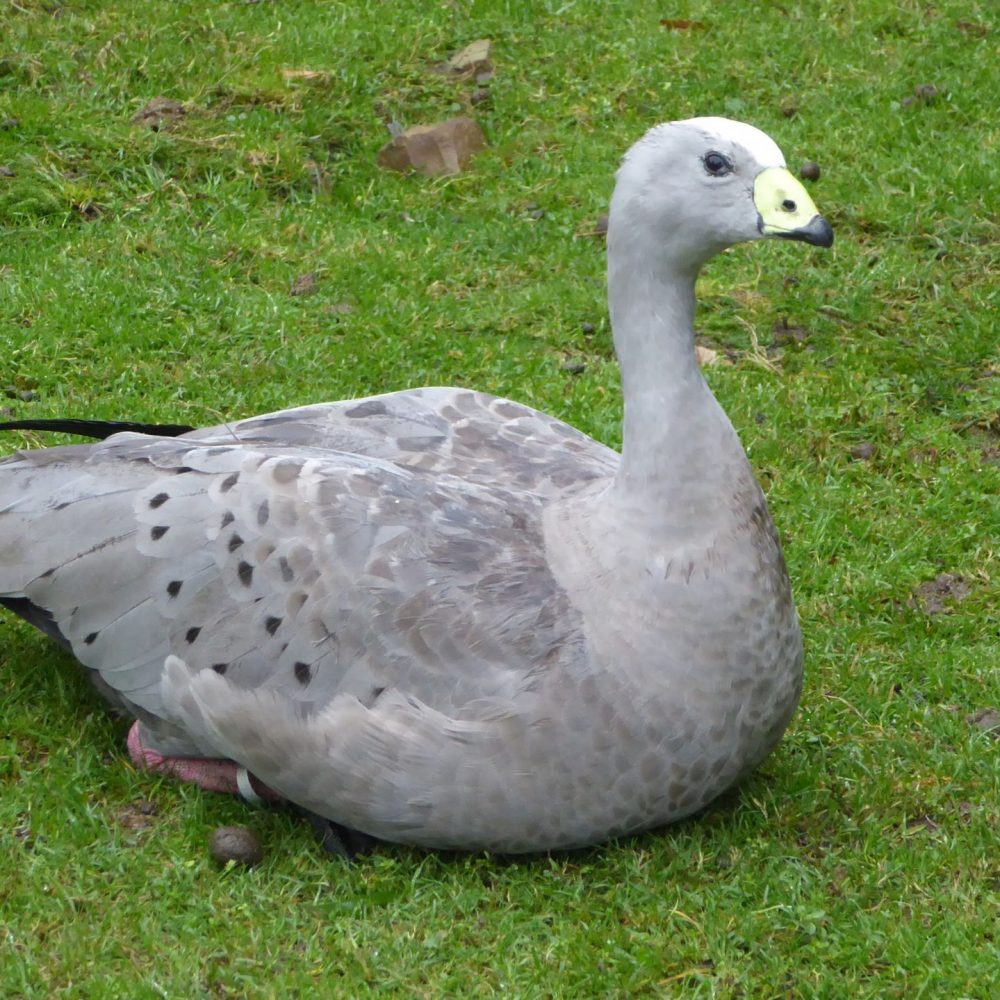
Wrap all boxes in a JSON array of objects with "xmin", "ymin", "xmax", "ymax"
[
  {"xmin": 446, "ymin": 39, "xmax": 492, "ymax": 77},
  {"xmin": 377, "ymin": 117, "xmax": 486, "ymax": 176},
  {"xmin": 965, "ymin": 708, "xmax": 1000, "ymax": 737}
]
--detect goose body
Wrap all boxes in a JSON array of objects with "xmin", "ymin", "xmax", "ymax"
[{"xmin": 0, "ymin": 118, "xmax": 831, "ymax": 852}]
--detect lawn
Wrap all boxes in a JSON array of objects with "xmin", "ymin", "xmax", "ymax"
[{"xmin": 1, "ymin": 0, "xmax": 998, "ymax": 996}]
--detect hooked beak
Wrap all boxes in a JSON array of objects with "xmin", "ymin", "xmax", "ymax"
[{"xmin": 754, "ymin": 166, "xmax": 833, "ymax": 248}]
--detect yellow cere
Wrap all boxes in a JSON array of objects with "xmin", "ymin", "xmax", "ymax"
[{"xmin": 753, "ymin": 167, "xmax": 821, "ymax": 236}]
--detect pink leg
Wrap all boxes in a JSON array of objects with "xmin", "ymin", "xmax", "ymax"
[{"xmin": 127, "ymin": 721, "xmax": 283, "ymax": 803}]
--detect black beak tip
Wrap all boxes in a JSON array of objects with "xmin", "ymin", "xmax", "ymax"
[{"xmin": 783, "ymin": 214, "xmax": 834, "ymax": 248}]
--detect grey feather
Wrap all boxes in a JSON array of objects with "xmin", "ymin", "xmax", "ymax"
[{"xmin": 0, "ymin": 118, "xmax": 828, "ymax": 851}]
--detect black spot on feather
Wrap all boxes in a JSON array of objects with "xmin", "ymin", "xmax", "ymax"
[
  {"xmin": 257, "ymin": 500, "xmax": 269, "ymax": 526},
  {"xmin": 220, "ymin": 472, "xmax": 239, "ymax": 493},
  {"xmin": 265, "ymin": 615, "xmax": 282, "ymax": 635},
  {"xmin": 185, "ymin": 626, "xmax": 201, "ymax": 643},
  {"xmin": 278, "ymin": 557, "xmax": 294, "ymax": 583},
  {"xmin": 346, "ymin": 400, "xmax": 387, "ymax": 418},
  {"xmin": 84, "ymin": 631, "xmax": 98, "ymax": 645},
  {"xmin": 166, "ymin": 580, "xmax": 182, "ymax": 598},
  {"xmin": 150, "ymin": 525, "xmax": 169, "ymax": 541},
  {"xmin": 294, "ymin": 661, "xmax": 312, "ymax": 685},
  {"xmin": 228, "ymin": 532, "xmax": 244, "ymax": 552},
  {"xmin": 149, "ymin": 492, "xmax": 169, "ymax": 509},
  {"xmin": 237, "ymin": 561, "xmax": 254, "ymax": 587},
  {"xmin": 220, "ymin": 510, "xmax": 235, "ymax": 529},
  {"xmin": 212, "ymin": 663, "xmax": 228, "ymax": 675}
]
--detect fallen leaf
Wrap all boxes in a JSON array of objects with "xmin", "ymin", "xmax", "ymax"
[
  {"xmin": 131, "ymin": 97, "xmax": 185, "ymax": 130},
  {"xmin": 955, "ymin": 20, "xmax": 988, "ymax": 38},
  {"xmin": 660, "ymin": 18, "xmax": 708, "ymax": 30},
  {"xmin": 289, "ymin": 272, "xmax": 318, "ymax": 297},
  {"xmin": 447, "ymin": 39, "xmax": 492, "ymax": 75},
  {"xmin": 695, "ymin": 345, "xmax": 719, "ymax": 367},
  {"xmin": 376, "ymin": 117, "xmax": 486, "ymax": 176}
]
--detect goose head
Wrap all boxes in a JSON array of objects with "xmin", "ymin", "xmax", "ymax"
[{"xmin": 609, "ymin": 116, "xmax": 833, "ymax": 272}]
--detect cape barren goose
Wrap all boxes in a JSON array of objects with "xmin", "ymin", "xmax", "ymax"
[{"xmin": 0, "ymin": 118, "xmax": 832, "ymax": 852}]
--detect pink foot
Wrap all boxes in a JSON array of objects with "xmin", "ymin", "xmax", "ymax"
[{"xmin": 127, "ymin": 721, "xmax": 283, "ymax": 804}]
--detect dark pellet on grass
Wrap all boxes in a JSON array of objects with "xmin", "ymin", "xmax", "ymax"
[{"xmin": 209, "ymin": 826, "xmax": 264, "ymax": 867}]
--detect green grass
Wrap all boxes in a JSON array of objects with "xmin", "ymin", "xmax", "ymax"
[{"xmin": 1, "ymin": 0, "xmax": 998, "ymax": 996}]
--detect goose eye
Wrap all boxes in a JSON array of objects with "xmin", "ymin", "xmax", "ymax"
[{"xmin": 703, "ymin": 152, "xmax": 732, "ymax": 176}]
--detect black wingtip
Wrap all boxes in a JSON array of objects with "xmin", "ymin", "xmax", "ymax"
[{"xmin": 0, "ymin": 418, "xmax": 196, "ymax": 440}]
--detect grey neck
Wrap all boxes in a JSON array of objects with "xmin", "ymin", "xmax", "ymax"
[{"xmin": 606, "ymin": 232, "xmax": 741, "ymax": 524}]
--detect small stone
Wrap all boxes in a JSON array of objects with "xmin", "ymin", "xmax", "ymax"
[
  {"xmin": 445, "ymin": 39, "xmax": 492, "ymax": 77},
  {"xmin": 850, "ymin": 442, "xmax": 875, "ymax": 460},
  {"xmin": 209, "ymin": 825, "xmax": 264, "ymax": 867},
  {"xmin": 694, "ymin": 345, "xmax": 719, "ymax": 367},
  {"xmin": 0, "ymin": 165, "xmax": 14, "ymax": 177},
  {"xmin": 529, "ymin": 208, "xmax": 545, "ymax": 221},
  {"xmin": 581, "ymin": 322, "xmax": 595, "ymax": 335},
  {"xmin": 560, "ymin": 360, "xmax": 586, "ymax": 375},
  {"xmin": 800, "ymin": 161, "xmax": 821, "ymax": 182},
  {"xmin": 17, "ymin": 389, "xmax": 37, "ymax": 402}
]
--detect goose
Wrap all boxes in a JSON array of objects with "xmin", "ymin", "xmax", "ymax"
[{"xmin": 0, "ymin": 117, "xmax": 832, "ymax": 853}]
